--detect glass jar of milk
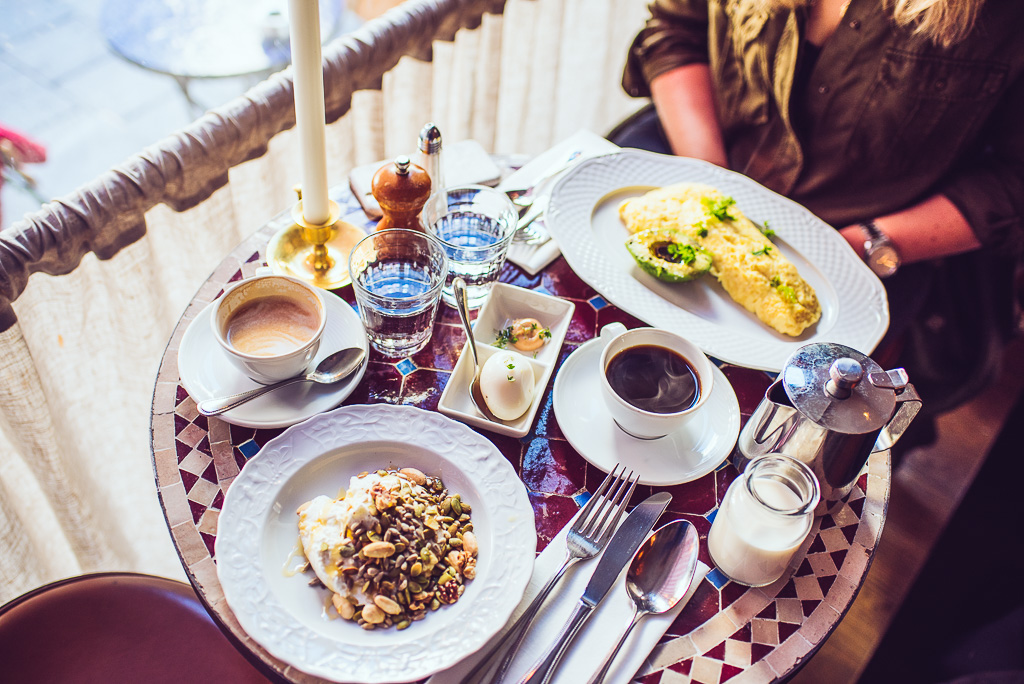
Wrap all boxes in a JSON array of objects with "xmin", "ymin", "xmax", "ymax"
[{"xmin": 708, "ymin": 454, "xmax": 820, "ymax": 587}]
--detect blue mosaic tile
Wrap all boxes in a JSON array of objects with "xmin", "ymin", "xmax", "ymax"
[
  {"xmin": 715, "ymin": 459, "xmax": 731, "ymax": 471},
  {"xmin": 535, "ymin": 285, "xmax": 552, "ymax": 296},
  {"xmin": 238, "ymin": 439, "xmax": 260, "ymax": 459},
  {"xmin": 588, "ymin": 295, "xmax": 608, "ymax": 310},
  {"xmin": 573, "ymin": 491, "xmax": 592, "ymax": 507},
  {"xmin": 705, "ymin": 508, "xmax": 719, "ymax": 523},
  {"xmin": 706, "ymin": 567, "xmax": 730, "ymax": 589},
  {"xmin": 396, "ymin": 359, "xmax": 417, "ymax": 376}
]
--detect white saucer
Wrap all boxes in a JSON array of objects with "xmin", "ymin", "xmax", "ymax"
[
  {"xmin": 552, "ymin": 334, "xmax": 740, "ymax": 486},
  {"xmin": 178, "ymin": 295, "xmax": 368, "ymax": 429}
]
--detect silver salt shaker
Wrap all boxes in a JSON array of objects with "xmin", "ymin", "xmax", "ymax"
[{"xmin": 417, "ymin": 122, "xmax": 446, "ymax": 225}]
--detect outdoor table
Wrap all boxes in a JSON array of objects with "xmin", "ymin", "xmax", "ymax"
[{"xmin": 150, "ymin": 172, "xmax": 890, "ymax": 684}]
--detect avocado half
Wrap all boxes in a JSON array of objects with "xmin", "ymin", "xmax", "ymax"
[{"xmin": 626, "ymin": 228, "xmax": 713, "ymax": 283}]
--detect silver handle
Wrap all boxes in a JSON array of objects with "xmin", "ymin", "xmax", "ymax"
[
  {"xmin": 477, "ymin": 555, "xmax": 577, "ymax": 684},
  {"xmin": 586, "ymin": 608, "xmax": 641, "ymax": 684},
  {"xmin": 196, "ymin": 376, "xmax": 304, "ymax": 415},
  {"xmin": 515, "ymin": 601, "xmax": 594, "ymax": 684}
]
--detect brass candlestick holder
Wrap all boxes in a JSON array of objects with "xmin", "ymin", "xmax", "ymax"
[{"xmin": 266, "ymin": 191, "xmax": 367, "ymax": 290}]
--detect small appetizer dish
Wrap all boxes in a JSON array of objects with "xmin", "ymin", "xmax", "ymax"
[{"xmin": 439, "ymin": 283, "xmax": 574, "ymax": 437}]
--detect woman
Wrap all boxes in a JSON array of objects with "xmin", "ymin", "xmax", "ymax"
[{"xmin": 623, "ymin": 0, "xmax": 1023, "ymax": 273}]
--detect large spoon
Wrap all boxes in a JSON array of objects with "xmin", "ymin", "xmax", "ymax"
[
  {"xmin": 196, "ymin": 347, "xmax": 365, "ymax": 416},
  {"xmin": 587, "ymin": 519, "xmax": 701, "ymax": 684},
  {"xmin": 452, "ymin": 277, "xmax": 503, "ymax": 423}
]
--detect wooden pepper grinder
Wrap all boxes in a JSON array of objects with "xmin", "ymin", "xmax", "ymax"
[{"xmin": 371, "ymin": 155, "xmax": 431, "ymax": 231}]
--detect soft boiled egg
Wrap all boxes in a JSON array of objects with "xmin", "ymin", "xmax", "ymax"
[{"xmin": 480, "ymin": 349, "xmax": 536, "ymax": 420}]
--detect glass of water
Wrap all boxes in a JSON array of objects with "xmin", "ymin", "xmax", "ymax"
[
  {"xmin": 423, "ymin": 185, "xmax": 519, "ymax": 309},
  {"xmin": 348, "ymin": 229, "xmax": 449, "ymax": 358}
]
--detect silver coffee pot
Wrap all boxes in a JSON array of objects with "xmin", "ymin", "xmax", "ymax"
[{"xmin": 736, "ymin": 342, "xmax": 922, "ymax": 512}]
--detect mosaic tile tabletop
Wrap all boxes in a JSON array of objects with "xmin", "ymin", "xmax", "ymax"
[{"xmin": 151, "ymin": 183, "xmax": 890, "ymax": 684}]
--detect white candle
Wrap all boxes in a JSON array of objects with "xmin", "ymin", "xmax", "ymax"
[{"xmin": 288, "ymin": 0, "xmax": 330, "ymax": 225}]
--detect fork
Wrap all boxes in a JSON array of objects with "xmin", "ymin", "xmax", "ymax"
[
  {"xmin": 461, "ymin": 465, "xmax": 639, "ymax": 684},
  {"xmin": 512, "ymin": 196, "xmax": 551, "ymax": 246},
  {"xmin": 504, "ymin": 151, "xmax": 584, "ymax": 211}
]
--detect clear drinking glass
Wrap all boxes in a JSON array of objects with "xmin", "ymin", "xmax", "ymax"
[
  {"xmin": 707, "ymin": 454, "xmax": 820, "ymax": 587},
  {"xmin": 348, "ymin": 228, "xmax": 449, "ymax": 358},
  {"xmin": 423, "ymin": 185, "xmax": 519, "ymax": 309}
]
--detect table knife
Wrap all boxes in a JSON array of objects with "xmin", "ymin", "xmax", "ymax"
[{"xmin": 513, "ymin": 491, "xmax": 672, "ymax": 684}]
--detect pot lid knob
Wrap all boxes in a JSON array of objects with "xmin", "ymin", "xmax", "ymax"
[{"xmin": 782, "ymin": 342, "xmax": 897, "ymax": 434}]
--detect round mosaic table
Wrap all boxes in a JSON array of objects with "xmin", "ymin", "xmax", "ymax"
[{"xmin": 150, "ymin": 181, "xmax": 890, "ymax": 684}]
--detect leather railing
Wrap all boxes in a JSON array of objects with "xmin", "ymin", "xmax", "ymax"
[{"xmin": 0, "ymin": 0, "xmax": 508, "ymax": 331}]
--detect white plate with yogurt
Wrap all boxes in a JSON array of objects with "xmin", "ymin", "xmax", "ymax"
[
  {"xmin": 553, "ymin": 324, "xmax": 741, "ymax": 486},
  {"xmin": 177, "ymin": 294, "xmax": 367, "ymax": 428},
  {"xmin": 439, "ymin": 282, "xmax": 575, "ymax": 438},
  {"xmin": 216, "ymin": 404, "xmax": 536, "ymax": 683}
]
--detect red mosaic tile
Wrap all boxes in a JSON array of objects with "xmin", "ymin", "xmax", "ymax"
[
  {"xmin": 751, "ymin": 642, "xmax": 774, "ymax": 663},
  {"xmin": 807, "ymin": 535, "xmax": 827, "ymax": 554},
  {"xmin": 667, "ymin": 659, "xmax": 692, "ymax": 675},
  {"xmin": 227, "ymin": 268, "xmax": 244, "ymax": 283},
  {"xmin": 521, "ymin": 438, "xmax": 586, "ymax": 496},
  {"xmin": 201, "ymin": 461, "xmax": 217, "ymax": 484},
  {"xmin": 411, "ymin": 323, "xmax": 463, "ymax": 371},
  {"xmin": 661, "ymin": 477, "xmax": 718, "ymax": 516},
  {"xmin": 175, "ymin": 385, "xmax": 190, "ymax": 403},
  {"xmin": 528, "ymin": 492, "xmax": 578, "ymax": 553},
  {"xmin": 189, "ymin": 500, "xmax": 206, "ymax": 525},
  {"xmin": 795, "ymin": 558, "xmax": 814, "ymax": 577},
  {"xmin": 181, "ymin": 469, "xmax": 199, "ymax": 493},
  {"xmin": 706, "ymin": 642, "xmax": 727, "ymax": 661},
  {"xmin": 564, "ymin": 302, "xmax": 598, "ymax": 346},
  {"xmin": 856, "ymin": 473, "xmax": 868, "ymax": 491},
  {"xmin": 731, "ymin": 623, "xmax": 753, "ymax": 642},
  {"xmin": 848, "ymin": 496, "xmax": 865, "ymax": 518},
  {"xmin": 756, "ymin": 604, "xmax": 777, "ymax": 620},
  {"xmin": 540, "ymin": 258, "xmax": 597, "ymax": 299},
  {"xmin": 721, "ymin": 580, "xmax": 750, "ymax": 609},
  {"xmin": 721, "ymin": 663, "xmax": 745, "ymax": 681},
  {"xmin": 175, "ymin": 439, "xmax": 192, "ymax": 463},
  {"xmin": 775, "ymin": 579, "xmax": 799, "ymax": 599},
  {"xmin": 669, "ymin": 580, "xmax": 720, "ymax": 635},
  {"xmin": 233, "ymin": 449, "xmax": 247, "ymax": 471},
  {"xmin": 401, "ymin": 369, "xmax": 449, "ymax": 411},
  {"xmin": 817, "ymin": 575, "xmax": 837, "ymax": 596},
  {"xmin": 778, "ymin": 621, "xmax": 801, "ymax": 642},
  {"xmin": 830, "ymin": 550, "xmax": 848, "ymax": 568},
  {"xmin": 819, "ymin": 515, "xmax": 835, "ymax": 530},
  {"xmin": 345, "ymin": 362, "xmax": 403, "ymax": 405},
  {"xmin": 195, "ymin": 435, "xmax": 212, "ymax": 457},
  {"xmin": 720, "ymin": 365, "xmax": 774, "ymax": 418},
  {"xmin": 801, "ymin": 600, "xmax": 820, "ymax": 617},
  {"xmin": 211, "ymin": 490, "xmax": 224, "ymax": 512},
  {"xmin": 840, "ymin": 524, "xmax": 858, "ymax": 545},
  {"xmin": 201, "ymin": 532, "xmax": 217, "ymax": 558},
  {"xmin": 641, "ymin": 671, "xmax": 669, "ymax": 682}
]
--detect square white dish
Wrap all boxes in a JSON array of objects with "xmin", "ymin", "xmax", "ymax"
[{"xmin": 439, "ymin": 283, "xmax": 575, "ymax": 437}]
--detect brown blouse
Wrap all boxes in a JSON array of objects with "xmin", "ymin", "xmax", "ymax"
[{"xmin": 622, "ymin": 0, "xmax": 1024, "ymax": 250}]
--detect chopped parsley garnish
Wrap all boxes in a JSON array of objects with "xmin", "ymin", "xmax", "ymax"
[
  {"xmin": 539, "ymin": 328, "xmax": 552, "ymax": 340},
  {"xmin": 752, "ymin": 245, "xmax": 773, "ymax": 256},
  {"xmin": 666, "ymin": 242, "xmax": 698, "ymax": 265},
  {"xmin": 701, "ymin": 195, "xmax": 737, "ymax": 221},
  {"xmin": 759, "ymin": 221, "xmax": 775, "ymax": 239},
  {"xmin": 768, "ymin": 275, "xmax": 797, "ymax": 303},
  {"xmin": 494, "ymin": 326, "xmax": 517, "ymax": 348}
]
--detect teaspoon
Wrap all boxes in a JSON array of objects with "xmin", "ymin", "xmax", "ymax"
[
  {"xmin": 196, "ymin": 346, "xmax": 365, "ymax": 416},
  {"xmin": 452, "ymin": 277, "xmax": 503, "ymax": 423},
  {"xmin": 587, "ymin": 519, "xmax": 700, "ymax": 684}
]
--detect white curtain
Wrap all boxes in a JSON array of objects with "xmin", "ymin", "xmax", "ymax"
[{"xmin": 0, "ymin": 0, "xmax": 649, "ymax": 603}]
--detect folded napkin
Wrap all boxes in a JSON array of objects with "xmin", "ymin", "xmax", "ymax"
[
  {"xmin": 502, "ymin": 130, "xmax": 621, "ymax": 275},
  {"xmin": 427, "ymin": 508, "xmax": 709, "ymax": 684}
]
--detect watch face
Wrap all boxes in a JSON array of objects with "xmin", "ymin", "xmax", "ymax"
[{"xmin": 867, "ymin": 245, "xmax": 900, "ymax": 278}]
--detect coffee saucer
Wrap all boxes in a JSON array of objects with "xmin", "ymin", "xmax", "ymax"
[
  {"xmin": 178, "ymin": 294, "xmax": 368, "ymax": 429},
  {"xmin": 552, "ymin": 331, "xmax": 740, "ymax": 486}
]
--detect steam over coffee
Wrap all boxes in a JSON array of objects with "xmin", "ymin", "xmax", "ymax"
[{"xmin": 605, "ymin": 344, "xmax": 700, "ymax": 414}]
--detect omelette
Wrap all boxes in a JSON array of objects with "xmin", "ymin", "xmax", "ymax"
[{"xmin": 619, "ymin": 183, "xmax": 821, "ymax": 337}]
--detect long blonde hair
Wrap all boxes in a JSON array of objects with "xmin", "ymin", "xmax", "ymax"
[{"xmin": 766, "ymin": 0, "xmax": 985, "ymax": 47}]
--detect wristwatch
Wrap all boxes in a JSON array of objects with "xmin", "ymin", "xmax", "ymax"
[{"xmin": 859, "ymin": 220, "xmax": 900, "ymax": 278}]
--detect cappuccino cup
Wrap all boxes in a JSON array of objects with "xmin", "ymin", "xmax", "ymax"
[
  {"xmin": 598, "ymin": 324, "xmax": 714, "ymax": 439},
  {"xmin": 212, "ymin": 274, "xmax": 326, "ymax": 383}
]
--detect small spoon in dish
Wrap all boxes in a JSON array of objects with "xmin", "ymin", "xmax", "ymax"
[
  {"xmin": 587, "ymin": 519, "xmax": 701, "ymax": 684},
  {"xmin": 196, "ymin": 347, "xmax": 365, "ymax": 416},
  {"xmin": 453, "ymin": 277, "xmax": 503, "ymax": 424}
]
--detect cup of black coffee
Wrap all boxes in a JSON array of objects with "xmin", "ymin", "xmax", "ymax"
[
  {"xmin": 212, "ymin": 274, "xmax": 326, "ymax": 383},
  {"xmin": 598, "ymin": 325, "xmax": 714, "ymax": 439}
]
